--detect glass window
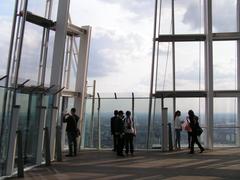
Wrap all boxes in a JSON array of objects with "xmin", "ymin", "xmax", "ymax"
[
  {"xmin": 213, "ymin": 41, "xmax": 237, "ymax": 90},
  {"xmin": 175, "ymin": 0, "xmax": 204, "ymax": 34},
  {"xmin": 175, "ymin": 42, "xmax": 205, "ymax": 90},
  {"xmin": 159, "ymin": 0, "xmax": 172, "ymax": 35},
  {"xmin": 214, "ymin": 98, "xmax": 238, "ymax": 147},
  {"xmin": 156, "ymin": 42, "xmax": 173, "ymax": 91},
  {"xmin": 212, "ymin": 0, "xmax": 237, "ymax": 32}
]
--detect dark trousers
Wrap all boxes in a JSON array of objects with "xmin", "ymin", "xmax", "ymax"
[
  {"xmin": 67, "ymin": 131, "xmax": 77, "ymax": 155},
  {"xmin": 116, "ymin": 134, "xmax": 124, "ymax": 155},
  {"xmin": 125, "ymin": 133, "xmax": 134, "ymax": 154},
  {"xmin": 113, "ymin": 135, "xmax": 117, "ymax": 151},
  {"xmin": 175, "ymin": 129, "xmax": 181, "ymax": 149},
  {"xmin": 190, "ymin": 133, "xmax": 204, "ymax": 153},
  {"xmin": 188, "ymin": 132, "xmax": 192, "ymax": 148}
]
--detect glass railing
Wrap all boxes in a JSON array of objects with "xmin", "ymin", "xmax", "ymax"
[{"xmin": 82, "ymin": 96, "xmax": 240, "ymax": 150}]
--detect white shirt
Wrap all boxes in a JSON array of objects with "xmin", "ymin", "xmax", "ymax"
[{"xmin": 174, "ymin": 116, "xmax": 182, "ymax": 129}]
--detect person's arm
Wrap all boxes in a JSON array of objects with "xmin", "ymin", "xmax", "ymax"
[{"xmin": 63, "ymin": 113, "xmax": 69, "ymax": 123}]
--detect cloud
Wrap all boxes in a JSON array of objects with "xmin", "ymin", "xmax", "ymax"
[
  {"xmin": 182, "ymin": 0, "xmax": 236, "ymax": 32},
  {"xmin": 98, "ymin": 0, "xmax": 154, "ymax": 18}
]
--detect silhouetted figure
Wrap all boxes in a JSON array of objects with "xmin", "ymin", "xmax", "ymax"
[
  {"xmin": 63, "ymin": 108, "xmax": 79, "ymax": 156},
  {"xmin": 115, "ymin": 110, "xmax": 125, "ymax": 157},
  {"xmin": 174, "ymin": 110, "xmax": 182, "ymax": 150},
  {"xmin": 124, "ymin": 111, "xmax": 135, "ymax": 156},
  {"xmin": 111, "ymin": 110, "xmax": 118, "ymax": 151},
  {"xmin": 188, "ymin": 110, "xmax": 204, "ymax": 154}
]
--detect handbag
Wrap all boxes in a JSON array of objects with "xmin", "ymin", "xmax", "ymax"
[{"xmin": 182, "ymin": 120, "xmax": 192, "ymax": 132}]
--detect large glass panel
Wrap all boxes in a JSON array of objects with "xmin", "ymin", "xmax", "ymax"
[
  {"xmin": 159, "ymin": 0, "xmax": 172, "ymax": 35},
  {"xmin": 176, "ymin": 98, "xmax": 205, "ymax": 147},
  {"xmin": 150, "ymin": 98, "xmax": 161, "ymax": 149},
  {"xmin": 212, "ymin": 0, "xmax": 237, "ymax": 32},
  {"xmin": 156, "ymin": 43, "xmax": 173, "ymax": 91},
  {"xmin": 214, "ymin": 98, "xmax": 238, "ymax": 147},
  {"xmin": 0, "ymin": 88, "xmax": 14, "ymax": 176},
  {"xmin": 0, "ymin": 0, "xmax": 15, "ymax": 77},
  {"xmin": 175, "ymin": 42, "xmax": 205, "ymax": 90},
  {"xmin": 213, "ymin": 41, "xmax": 237, "ymax": 90},
  {"xmin": 100, "ymin": 99, "xmax": 132, "ymax": 149},
  {"xmin": 28, "ymin": 0, "xmax": 48, "ymax": 17},
  {"xmin": 19, "ymin": 23, "xmax": 43, "ymax": 86},
  {"xmin": 175, "ymin": 0, "xmax": 204, "ymax": 34},
  {"xmin": 134, "ymin": 98, "xmax": 149, "ymax": 149}
]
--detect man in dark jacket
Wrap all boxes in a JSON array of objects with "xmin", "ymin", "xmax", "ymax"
[
  {"xmin": 63, "ymin": 108, "xmax": 79, "ymax": 156},
  {"xmin": 111, "ymin": 110, "xmax": 118, "ymax": 151},
  {"xmin": 188, "ymin": 110, "xmax": 204, "ymax": 154},
  {"xmin": 115, "ymin": 110, "xmax": 125, "ymax": 156}
]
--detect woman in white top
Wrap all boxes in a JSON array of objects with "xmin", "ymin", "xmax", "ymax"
[
  {"xmin": 124, "ymin": 111, "xmax": 135, "ymax": 156},
  {"xmin": 174, "ymin": 110, "xmax": 182, "ymax": 150}
]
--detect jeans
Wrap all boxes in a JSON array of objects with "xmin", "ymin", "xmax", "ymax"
[
  {"xmin": 67, "ymin": 131, "xmax": 77, "ymax": 155},
  {"xmin": 125, "ymin": 133, "xmax": 134, "ymax": 154},
  {"xmin": 175, "ymin": 129, "xmax": 181, "ymax": 149}
]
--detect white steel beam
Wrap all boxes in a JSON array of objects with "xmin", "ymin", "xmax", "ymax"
[
  {"xmin": 6, "ymin": 106, "xmax": 20, "ymax": 176},
  {"xmin": 36, "ymin": 107, "xmax": 47, "ymax": 165},
  {"xmin": 204, "ymin": 0, "xmax": 214, "ymax": 149},
  {"xmin": 74, "ymin": 26, "xmax": 92, "ymax": 149},
  {"xmin": 49, "ymin": 0, "xmax": 70, "ymax": 160}
]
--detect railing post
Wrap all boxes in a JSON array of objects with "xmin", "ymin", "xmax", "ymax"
[
  {"xmin": 56, "ymin": 125, "xmax": 62, "ymax": 161},
  {"xmin": 168, "ymin": 123, "xmax": 173, "ymax": 151},
  {"xmin": 44, "ymin": 127, "xmax": 51, "ymax": 166},
  {"xmin": 162, "ymin": 108, "xmax": 168, "ymax": 152},
  {"xmin": 6, "ymin": 105, "xmax": 20, "ymax": 176},
  {"xmin": 16, "ymin": 130, "xmax": 24, "ymax": 177},
  {"xmin": 36, "ymin": 106, "xmax": 46, "ymax": 165}
]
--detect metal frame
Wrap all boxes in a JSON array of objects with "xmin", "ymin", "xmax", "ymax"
[{"xmin": 149, "ymin": 0, "xmax": 240, "ymax": 149}]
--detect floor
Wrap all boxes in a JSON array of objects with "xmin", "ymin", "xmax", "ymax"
[{"xmin": 8, "ymin": 148, "xmax": 240, "ymax": 180}]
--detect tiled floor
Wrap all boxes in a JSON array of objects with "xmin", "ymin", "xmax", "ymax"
[{"xmin": 8, "ymin": 148, "xmax": 240, "ymax": 180}]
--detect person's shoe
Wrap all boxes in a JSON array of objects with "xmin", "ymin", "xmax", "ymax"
[
  {"xmin": 65, "ymin": 154, "xmax": 73, "ymax": 157},
  {"xmin": 189, "ymin": 151, "xmax": 194, "ymax": 154},
  {"xmin": 200, "ymin": 148, "xmax": 205, "ymax": 153},
  {"xmin": 118, "ymin": 153, "xmax": 125, "ymax": 157}
]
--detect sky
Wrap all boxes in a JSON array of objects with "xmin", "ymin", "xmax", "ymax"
[{"xmin": 0, "ymin": 0, "xmax": 239, "ymax": 113}]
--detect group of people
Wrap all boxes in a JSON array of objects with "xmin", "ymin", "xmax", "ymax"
[
  {"xmin": 174, "ymin": 110, "xmax": 205, "ymax": 154},
  {"xmin": 111, "ymin": 110, "xmax": 136, "ymax": 157}
]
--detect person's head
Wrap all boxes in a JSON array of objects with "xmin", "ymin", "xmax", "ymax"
[
  {"xmin": 118, "ymin": 110, "xmax": 124, "ymax": 117},
  {"xmin": 114, "ymin": 110, "xmax": 118, "ymax": 116},
  {"xmin": 174, "ymin": 110, "xmax": 181, "ymax": 119},
  {"xmin": 188, "ymin": 110, "xmax": 194, "ymax": 117},
  {"xmin": 71, "ymin": 108, "xmax": 76, "ymax": 115},
  {"xmin": 126, "ymin": 111, "xmax": 131, "ymax": 117}
]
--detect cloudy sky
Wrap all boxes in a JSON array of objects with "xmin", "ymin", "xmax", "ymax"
[{"xmin": 0, "ymin": 0, "xmax": 238, "ymax": 99}]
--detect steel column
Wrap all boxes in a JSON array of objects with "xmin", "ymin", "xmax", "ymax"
[
  {"xmin": 204, "ymin": 0, "xmax": 214, "ymax": 149},
  {"xmin": 49, "ymin": 0, "xmax": 70, "ymax": 160},
  {"xmin": 73, "ymin": 26, "xmax": 92, "ymax": 149}
]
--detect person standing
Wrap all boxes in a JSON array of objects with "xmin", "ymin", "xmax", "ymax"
[
  {"xmin": 115, "ymin": 110, "xmax": 125, "ymax": 156},
  {"xmin": 188, "ymin": 110, "xmax": 204, "ymax": 154},
  {"xmin": 124, "ymin": 111, "xmax": 135, "ymax": 156},
  {"xmin": 111, "ymin": 110, "xmax": 118, "ymax": 151},
  {"xmin": 174, "ymin": 110, "xmax": 182, "ymax": 150},
  {"xmin": 63, "ymin": 108, "xmax": 79, "ymax": 157}
]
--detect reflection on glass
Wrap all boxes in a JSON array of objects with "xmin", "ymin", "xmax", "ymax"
[{"xmin": 175, "ymin": 0, "xmax": 204, "ymax": 34}]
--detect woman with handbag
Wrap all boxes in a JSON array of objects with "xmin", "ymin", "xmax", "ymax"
[
  {"xmin": 174, "ymin": 110, "xmax": 182, "ymax": 150},
  {"xmin": 188, "ymin": 110, "xmax": 204, "ymax": 154},
  {"xmin": 124, "ymin": 111, "xmax": 135, "ymax": 156}
]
